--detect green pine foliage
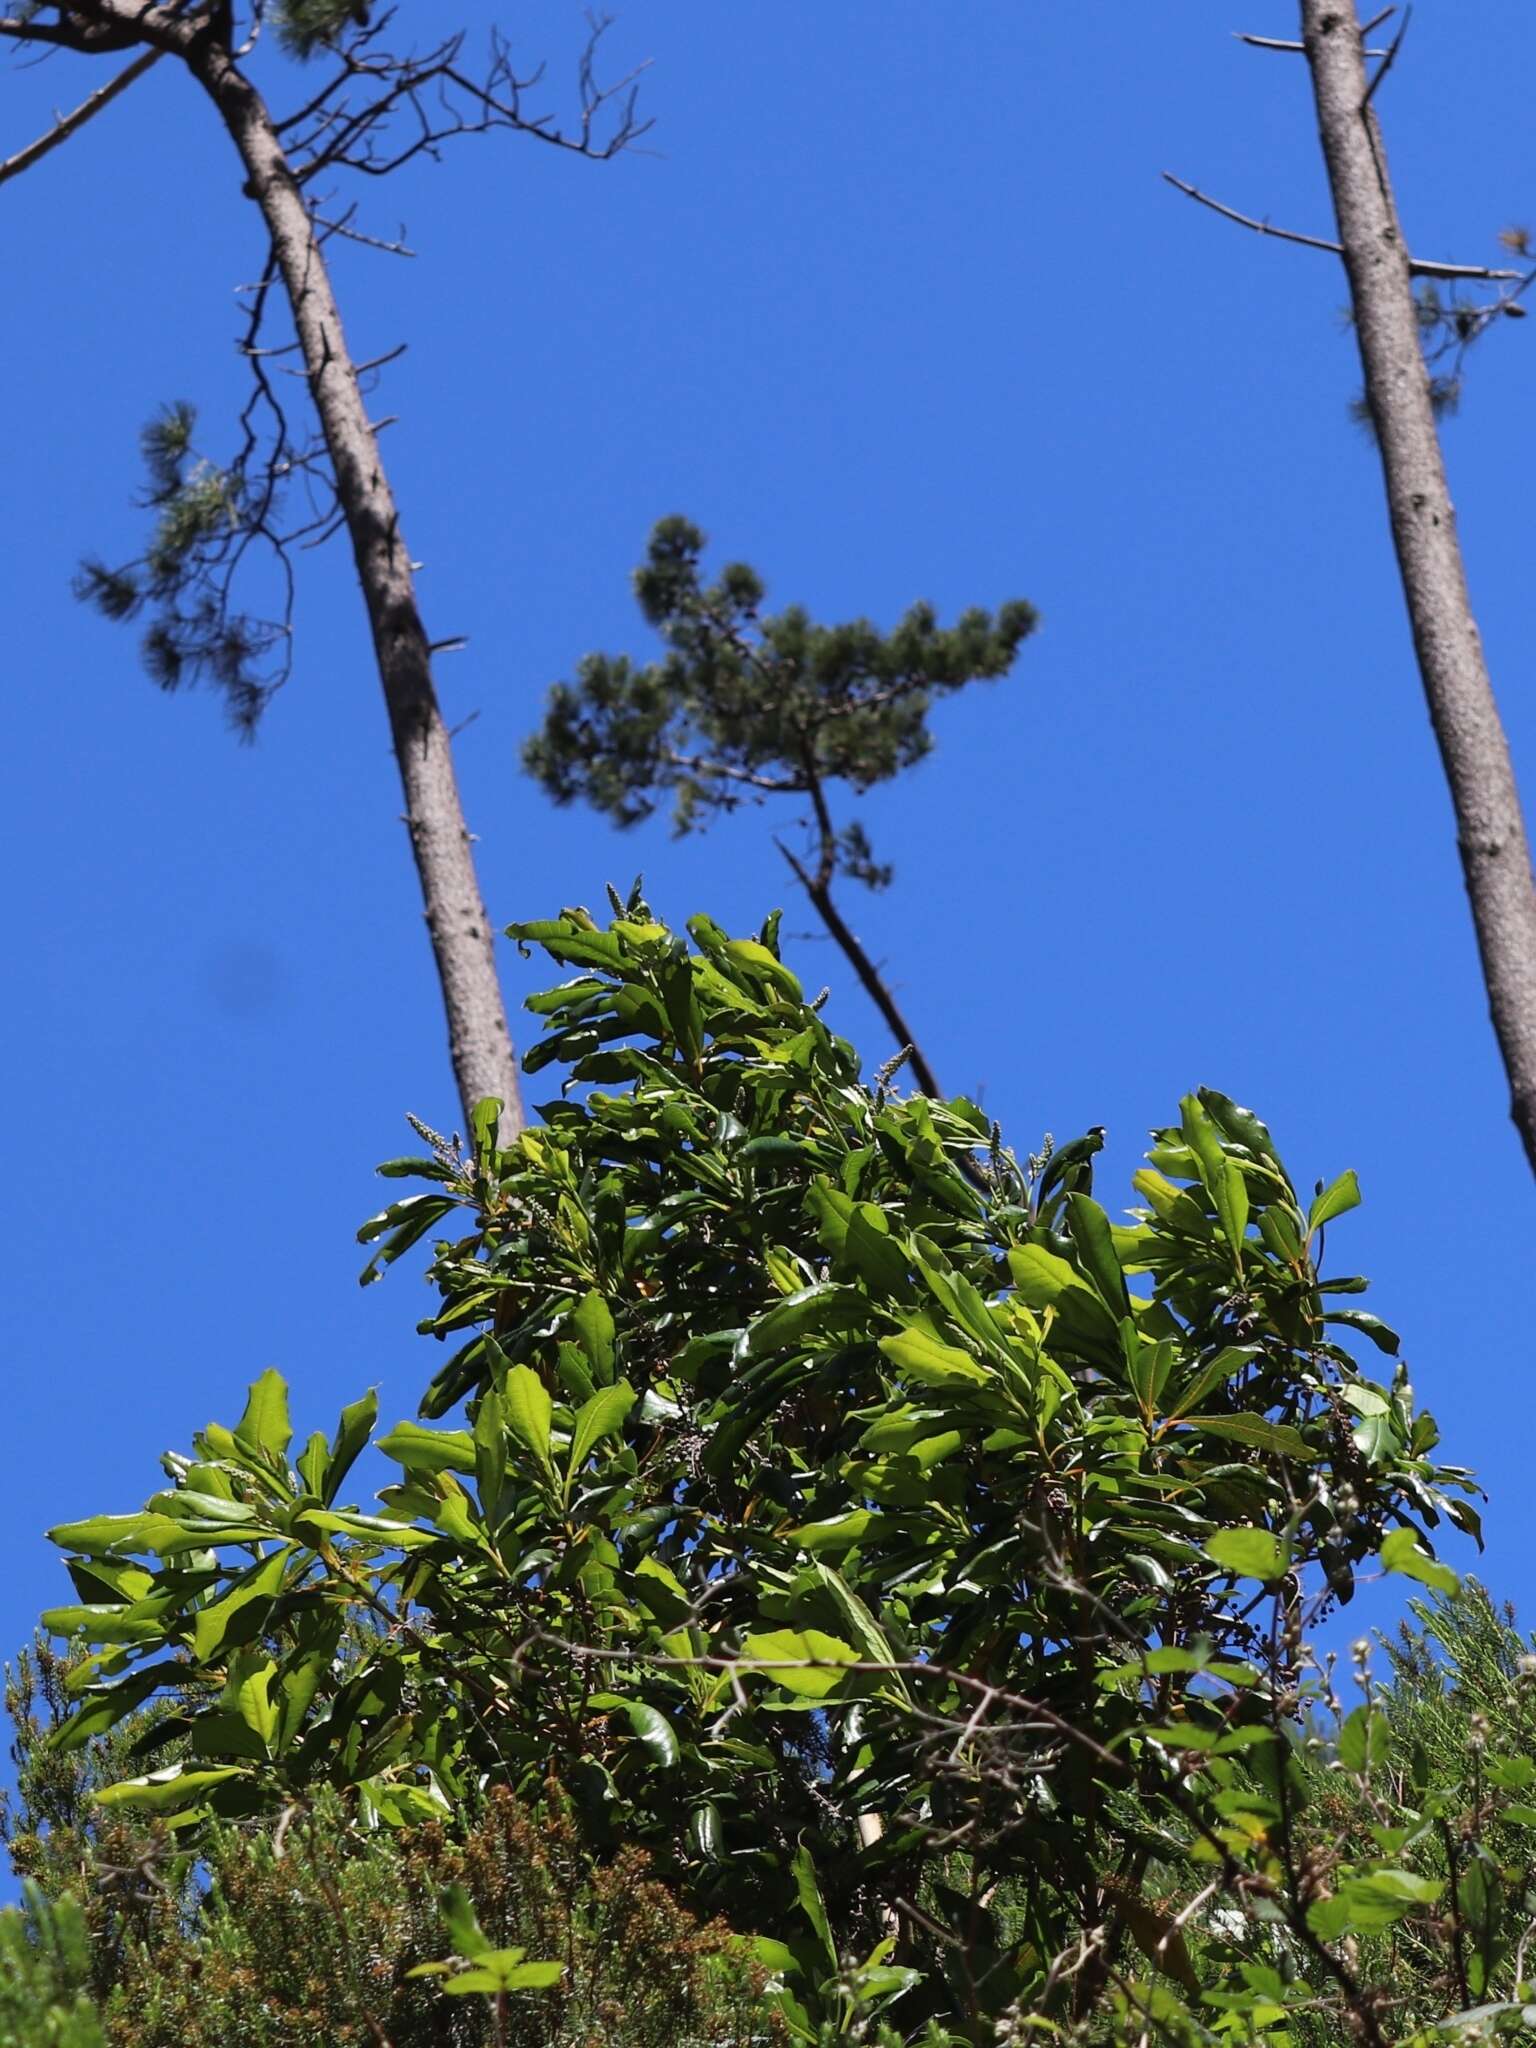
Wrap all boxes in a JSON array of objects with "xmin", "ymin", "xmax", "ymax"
[
  {"xmin": 74, "ymin": 405, "xmax": 281, "ymax": 738},
  {"xmin": 5, "ymin": 1647, "xmax": 769, "ymax": 2046},
  {"xmin": 271, "ymin": 0, "xmax": 370, "ymax": 58},
  {"xmin": 0, "ymin": 1888, "xmax": 104, "ymax": 2048},
  {"xmin": 523, "ymin": 517, "xmax": 1036, "ymax": 891}
]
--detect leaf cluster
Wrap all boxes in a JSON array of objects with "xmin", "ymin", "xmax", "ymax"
[{"xmin": 23, "ymin": 901, "xmax": 1480, "ymax": 2038}]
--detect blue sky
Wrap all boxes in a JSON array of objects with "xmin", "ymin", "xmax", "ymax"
[{"xmin": 6, "ymin": 0, "xmax": 1536, "ymax": 1759}]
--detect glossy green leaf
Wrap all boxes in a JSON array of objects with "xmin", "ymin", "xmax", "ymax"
[
  {"xmin": 568, "ymin": 1380, "xmax": 636, "ymax": 1475},
  {"xmin": 568, "ymin": 1289, "xmax": 616, "ymax": 1382},
  {"xmin": 690, "ymin": 1801, "xmax": 725, "ymax": 1861},
  {"xmin": 322, "ymin": 1387, "xmax": 378, "ymax": 1505},
  {"xmin": 1307, "ymin": 1869, "xmax": 1441, "ymax": 1939},
  {"xmin": 1178, "ymin": 1093, "xmax": 1227, "ymax": 1193},
  {"xmin": 1066, "ymin": 1193, "xmax": 1130, "ymax": 1315},
  {"xmin": 791, "ymin": 1844, "xmax": 839, "ymax": 1975},
  {"xmin": 40, "ymin": 1596, "xmax": 178, "ymax": 1646},
  {"xmin": 740, "ymin": 1628, "xmax": 859, "ymax": 1698},
  {"xmin": 377, "ymin": 1422, "xmax": 476, "ymax": 1476},
  {"xmin": 1183, "ymin": 1414, "xmax": 1317, "ymax": 1461},
  {"xmin": 356, "ymin": 1193, "xmax": 455, "ymax": 1285},
  {"xmin": 1308, "ymin": 1169, "xmax": 1361, "ymax": 1236},
  {"xmin": 1198, "ymin": 1089, "xmax": 1283, "ymax": 1168},
  {"xmin": 1205, "ymin": 1528, "xmax": 1289, "ymax": 1582},
  {"xmin": 297, "ymin": 1430, "xmax": 329, "ymax": 1499},
  {"xmin": 724, "ymin": 937, "xmax": 802, "ymax": 1001},
  {"xmin": 1162, "ymin": 1346, "xmax": 1257, "ymax": 1421},
  {"xmin": 1326, "ymin": 1309, "xmax": 1401, "ymax": 1355},
  {"xmin": 439, "ymin": 1882, "xmax": 490, "ymax": 1960},
  {"xmin": 234, "ymin": 1369, "xmax": 293, "ymax": 1461},
  {"xmin": 503, "ymin": 1364, "xmax": 555, "ymax": 1472},
  {"xmin": 741, "ymin": 1283, "xmax": 870, "ymax": 1360},
  {"xmin": 1338, "ymin": 1704, "xmax": 1388, "ymax": 1775},
  {"xmin": 228, "ymin": 1653, "xmax": 279, "ymax": 1749},
  {"xmin": 95, "ymin": 1765, "xmax": 247, "ymax": 1814},
  {"xmin": 1214, "ymin": 1159, "xmax": 1249, "ymax": 1267},
  {"xmin": 615, "ymin": 1700, "xmax": 679, "ymax": 1769},
  {"xmin": 1380, "ymin": 1526, "xmax": 1459, "ymax": 1595},
  {"xmin": 878, "ymin": 1328, "xmax": 990, "ymax": 1385},
  {"xmin": 48, "ymin": 1512, "xmax": 234, "ymax": 1559},
  {"xmin": 192, "ymin": 1547, "xmax": 292, "ymax": 1662},
  {"xmin": 47, "ymin": 1667, "xmax": 167, "ymax": 1752},
  {"xmin": 844, "ymin": 1205, "xmax": 912, "ymax": 1297},
  {"xmin": 784, "ymin": 1509, "xmax": 874, "ymax": 1553}
]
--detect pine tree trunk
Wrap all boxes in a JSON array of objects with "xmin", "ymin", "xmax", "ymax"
[
  {"xmin": 186, "ymin": 35, "xmax": 525, "ymax": 1142},
  {"xmin": 1300, "ymin": 0, "xmax": 1536, "ymax": 1175}
]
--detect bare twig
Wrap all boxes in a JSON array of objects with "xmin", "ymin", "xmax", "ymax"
[
  {"xmin": 774, "ymin": 835, "xmax": 946, "ymax": 1101},
  {"xmin": 1360, "ymin": 0, "xmax": 1410, "ymax": 110},
  {"xmin": 0, "ymin": 45, "xmax": 160, "ymax": 188},
  {"xmin": 1235, "ymin": 31, "xmax": 1387, "ymax": 55},
  {"xmin": 313, "ymin": 208, "xmax": 416, "ymax": 257},
  {"xmin": 1162, "ymin": 171, "xmax": 1520, "ymax": 282}
]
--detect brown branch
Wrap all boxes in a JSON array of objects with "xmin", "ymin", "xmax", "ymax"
[
  {"xmin": 1163, "ymin": 171, "xmax": 1521, "ymax": 282},
  {"xmin": 0, "ymin": 45, "xmax": 160, "ymax": 186},
  {"xmin": 0, "ymin": 15, "xmax": 102, "ymax": 45},
  {"xmin": 530, "ymin": 1629, "xmax": 1392, "ymax": 2047},
  {"xmin": 3, "ymin": 0, "xmax": 200, "ymax": 55},
  {"xmin": 775, "ymin": 835, "xmax": 944, "ymax": 1100},
  {"xmin": 1360, "ymin": 0, "xmax": 1411, "ymax": 111},
  {"xmin": 659, "ymin": 749, "xmax": 802, "ymax": 796}
]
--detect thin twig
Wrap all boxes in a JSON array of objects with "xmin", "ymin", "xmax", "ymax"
[
  {"xmin": 1360, "ymin": 1, "xmax": 1411, "ymax": 111},
  {"xmin": 313, "ymin": 212, "xmax": 417, "ymax": 258},
  {"xmin": 1235, "ymin": 32, "xmax": 1388, "ymax": 55},
  {"xmin": 0, "ymin": 46, "xmax": 160, "ymax": 189},
  {"xmin": 1162, "ymin": 172, "xmax": 1521, "ymax": 282},
  {"xmin": 774, "ymin": 835, "xmax": 945, "ymax": 1101}
]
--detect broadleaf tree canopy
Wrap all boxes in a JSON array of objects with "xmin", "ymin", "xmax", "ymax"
[{"xmin": 38, "ymin": 900, "xmax": 1478, "ymax": 2037}]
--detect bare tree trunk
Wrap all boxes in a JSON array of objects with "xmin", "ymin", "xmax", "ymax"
[
  {"xmin": 113, "ymin": 13, "xmax": 526, "ymax": 1141},
  {"xmin": 1300, "ymin": 0, "xmax": 1536, "ymax": 1174}
]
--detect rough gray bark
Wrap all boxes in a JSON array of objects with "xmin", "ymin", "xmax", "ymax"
[
  {"xmin": 1300, "ymin": 0, "xmax": 1536, "ymax": 1176},
  {"xmin": 30, "ymin": 1, "xmax": 525, "ymax": 1142}
]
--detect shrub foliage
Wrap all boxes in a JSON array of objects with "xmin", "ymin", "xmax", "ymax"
[{"xmin": 9, "ymin": 902, "xmax": 1498, "ymax": 2041}]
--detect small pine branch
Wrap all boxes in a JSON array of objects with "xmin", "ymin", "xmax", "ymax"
[
  {"xmin": 522, "ymin": 515, "xmax": 1038, "ymax": 865},
  {"xmin": 272, "ymin": 0, "xmax": 370, "ymax": 59},
  {"xmin": 74, "ymin": 401, "xmax": 293, "ymax": 737}
]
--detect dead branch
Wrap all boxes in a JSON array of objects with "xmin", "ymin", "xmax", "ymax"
[
  {"xmin": 0, "ymin": 45, "xmax": 160, "ymax": 187},
  {"xmin": 1236, "ymin": 32, "xmax": 1387, "ymax": 55},
  {"xmin": 1360, "ymin": 0, "xmax": 1411, "ymax": 110},
  {"xmin": 1162, "ymin": 171, "xmax": 1521, "ymax": 282}
]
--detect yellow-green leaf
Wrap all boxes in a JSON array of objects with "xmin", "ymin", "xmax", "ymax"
[
  {"xmin": 235, "ymin": 1369, "xmax": 293, "ymax": 1461},
  {"xmin": 504, "ymin": 1364, "xmax": 554, "ymax": 1471},
  {"xmin": 739, "ymin": 1628, "xmax": 858, "ymax": 1698},
  {"xmin": 878, "ymin": 1330, "xmax": 990, "ymax": 1386}
]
